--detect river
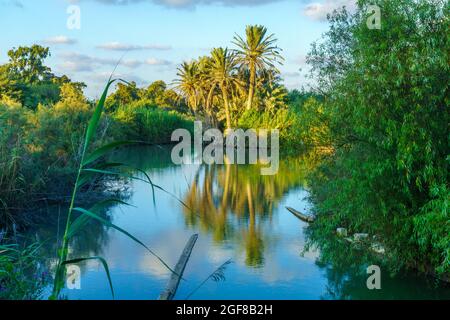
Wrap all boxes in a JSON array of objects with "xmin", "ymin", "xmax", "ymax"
[{"xmin": 28, "ymin": 145, "xmax": 449, "ymax": 300}]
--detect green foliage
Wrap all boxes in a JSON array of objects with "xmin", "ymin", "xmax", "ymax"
[
  {"xmin": 0, "ymin": 45, "xmax": 87, "ymax": 110},
  {"xmin": 233, "ymin": 25, "xmax": 284, "ymax": 110},
  {"xmin": 112, "ymin": 104, "xmax": 193, "ymax": 143},
  {"xmin": 174, "ymin": 25, "xmax": 285, "ymax": 128},
  {"xmin": 105, "ymin": 80, "xmax": 187, "ymax": 113},
  {"xmin": 237, "ymin": 92, "xmax": 327, "ymax": 154},
  {"xmin": 0, "ymin": 104, "xmax": 30, "ymax": 224},
  {"xmin": 6, "ymin": 45, "xmax": 52, "ymax": 83},
  {"xmin": 237, "ymin": 107, "xmax": 300, "ymax": 151},
  {"xmin": 0, "ymin": 241, "xmax": 49, "ymax": 300},
  {"xmin": 305, "ymin": 0, "xmax": 449, "ymax": 275},
  {"xmin": 0, "ymin": 99, "xmax": 103, "ymax": 223},
  {"xmin": 105, "ymin": 81, "xmax": 141, "ymax": 111}
]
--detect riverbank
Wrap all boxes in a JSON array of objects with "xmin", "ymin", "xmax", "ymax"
[{"xmin": 0, "ymin": 101, "xmax": 194, "ymax": 228}]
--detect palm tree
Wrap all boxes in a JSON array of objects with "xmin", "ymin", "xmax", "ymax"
[
  {"xmin": 206, "ymin": 47, "xmax": 242, "ymax": 129},
  {"xmin": 197, "ymin": 56, "xmax": 217, "ymax": 126},
  {"xmin": 174, "ymin": 61, "xmax": 200, "ymax": 114},
  {"xmin": 233, "ymin": 25, "xmax": 283, "ymax": 110}
]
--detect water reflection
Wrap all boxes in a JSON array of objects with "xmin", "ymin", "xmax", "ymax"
[
  {"xmin": 21, "ymin": 146, "xmax": 450, "ymax": 299},
  {"xmin": 182, "ymin": 157, "xmax": 312, "ymax": 267}
]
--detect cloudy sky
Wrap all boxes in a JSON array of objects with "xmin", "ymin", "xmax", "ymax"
[{"xmin": 0, "ymin": 0, "xmax": 355, "ymax": 97}]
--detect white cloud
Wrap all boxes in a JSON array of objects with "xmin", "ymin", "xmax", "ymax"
[
  {"xmin": 145, "ymin": 58, "xmax": 171, "ymax": 66},
  {"xmin": 58, "ymin": 52, "xmax": 171, "ymax": 72},
  {"xmin": 303, "ymin": 0, "xmax": 356, "ymax": 21},
  {"xmin": 97, "ymin": 42, "xmax": 171, "ymax": 51},
  {"xmin": 58, "ymin": 53, "xmax": 111, "ymax": 72},
  {"xmin": 44, "ymin": 36, "xmax": 77, "ymax": 45},
  {"xmin": 90, "ymin": 71, "xmax": 146, "ymax": 85}
]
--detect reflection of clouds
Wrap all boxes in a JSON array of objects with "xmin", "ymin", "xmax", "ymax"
[
  {"xmin": 103, "ymin": 228, "xmax": 194, "ymax": 279},
  {"xmin": 206, "ymin": 245, "xmax": 234, "ymax": 265},
  {"xmin": 290, "ymin": 240, "xmax": 320, "ymax": 260}
]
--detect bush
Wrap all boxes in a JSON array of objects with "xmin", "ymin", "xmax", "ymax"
[
  {"xmin": 0, "ymin": 99, "xmax": 110, "ymax": 224},
  {"xmin": 237, "ymin": 106, "xmax": 304, "ymax": 153},
  {"xmin": 112, "ymin": 104, "xmax": 194, "ymax": 143},
  {"xmin": 0, "ymin": 240, "xmax": 49, "ymax": 300},
  {"xmin": 0, "ymin": 104, "xmax": 31, "ymax": 224},
  {"xmin": 305, "ymin": 0, "xmax": 449, "ymax": 276}
]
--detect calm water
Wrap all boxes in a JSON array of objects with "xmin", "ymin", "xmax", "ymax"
[{"xmin": 31, "ymin": 146, "xmax": 449, "ymax": 300}]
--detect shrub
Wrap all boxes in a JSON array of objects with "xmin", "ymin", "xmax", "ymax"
[{"xmin": 112, "ymin": 104, "xmax": 194, "ymax": 143}]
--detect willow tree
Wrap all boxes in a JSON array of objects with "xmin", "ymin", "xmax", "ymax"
[{"xmin": 233, "ymin": 25, "xmax": 283, "ymax": 110}]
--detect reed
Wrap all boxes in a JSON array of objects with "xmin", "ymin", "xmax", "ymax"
[{"xmin": 50, "ymin": 79, "xmax": 175, "ymax": 299}]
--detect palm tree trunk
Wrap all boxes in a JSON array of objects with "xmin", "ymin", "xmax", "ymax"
[
  {"xmin": 246, "ymin": 64, "xmax": 256, "ymax": 110},
  {"xmin": 221, "ymin": 86, "xmax": 232, "ymax": 129}
]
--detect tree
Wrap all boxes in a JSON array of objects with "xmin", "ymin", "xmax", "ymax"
[
  {"xmin": 6, "ymin": 45, "xmax": 53, "ymax": 83},
  {"xmin": 59, "ymin": 82, "xmax": 87, "ymax": 104},
  {"xmin": 143, "ymin": 80, "xmax": 167, "ymax": 105},
  {"xmin": 106, "ymin": 81, "xmax": 141, "ymax": 110},
  {"xmin": 306, "ymin": 0, "xmax": 449, "ymax": 275},
  {"xmin": 0, "ymin": 45, "xmax": 84, "ymax": 109},
  {"xmin": 174, "ymin": 61, "xmax": 201, "ymax": 114},
  {"xmin": 206, "ymin": 48, "xmax": 243, "ymax": 129},
  {"xmin": 233, "ymin": 25, "xmax": 283, "ymax": 110}
]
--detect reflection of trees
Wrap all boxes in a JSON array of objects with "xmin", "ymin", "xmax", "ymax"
[
  {"xmin": 183, "ymin": 157, "xmax": 309, "ymax": 267},
  {"xmin": 110, "ymin": 145, "xmax": 177, "ymax": 171},
  {"xmin": 306, "ymin": 233, "xmax": 450, "ymax": 299}
]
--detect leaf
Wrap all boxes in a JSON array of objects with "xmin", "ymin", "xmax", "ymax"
[
  {"xmin": 185, "ymin": 259, "xmax": 232, "ymax": 300},
  {"xmin": 82, "ymin": 78, "xmax": 116, "ymax": 154},
  {"xmin": 62, "ymin": 257, "xmax": 114, "ymax": 299},
  {"xmin": 67, "ymin": 199, "xmax": 134, "ymax": 239},
  {"xmin": 136, "ymin": 168, "xmax": 192, "ymax": 211},
  {"xmin": 72, "ymin": 207, "xmax": 176, "ymax": 276}
]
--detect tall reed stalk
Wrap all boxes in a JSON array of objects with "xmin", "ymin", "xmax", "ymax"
[{"xmin": 50, "ymin": 79, "xmax": 175, "ymax": 299}]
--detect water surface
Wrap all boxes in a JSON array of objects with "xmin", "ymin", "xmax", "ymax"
[{"xmin": 32, "ymin": 146, "xmax": 449, "ymax": 300}]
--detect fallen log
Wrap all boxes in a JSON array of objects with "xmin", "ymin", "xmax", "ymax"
[
  {"xmin": 158, "ymin": 234, "xmax": 198, "ymax": 300},
  {"xmin": 286, "ymin": 206, "xmax": 315, "ymax": 223}
]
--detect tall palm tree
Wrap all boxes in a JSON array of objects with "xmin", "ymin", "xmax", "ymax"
[
  {"xmin": 206, "ymin": 47, "xmax": 242, "ymax": 129},
  {"xmin": 174, "ymin": 61, "xmax": 200, "ymax": 114},
  {"xmin": 233, "ymin": 25, "xmax": 283, "ymax": 110},
  {"xmin": 197, "ymin": 56, "xmax": 216, "ymax": 126}
]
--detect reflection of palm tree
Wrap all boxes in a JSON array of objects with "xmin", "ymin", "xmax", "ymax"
[
  {"xmin": 243, "ymin": 182, "xmax": 264, "ymax": 267},
  {"xmin": 182, "ymin": 157, "xmax": 310, "ymax": 267}
]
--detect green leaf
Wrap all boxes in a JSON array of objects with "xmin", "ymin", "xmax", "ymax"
[
  {"xmin": 67, "ymin": 199, "xmax": 134, "ymax": 239},
  {"xmin": 135, "ymin": 168, "xmax": 191, "ymax": 211},
  {"xmin": 62, "ymin": 257, "xmax": 114, "ymax": 299},
  {"xmin": 82, "ymin": 78, "xmax": 117, "ymax": 155}
]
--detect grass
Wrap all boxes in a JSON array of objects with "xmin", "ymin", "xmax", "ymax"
[{"xmin": 0, "ymin": 240, "xmax": 49, "ymax": 300}]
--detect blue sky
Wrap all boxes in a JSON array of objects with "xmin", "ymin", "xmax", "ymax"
[{"xmin": 0, "ymin": 0, "xmax": 355, "ymax": 97}]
